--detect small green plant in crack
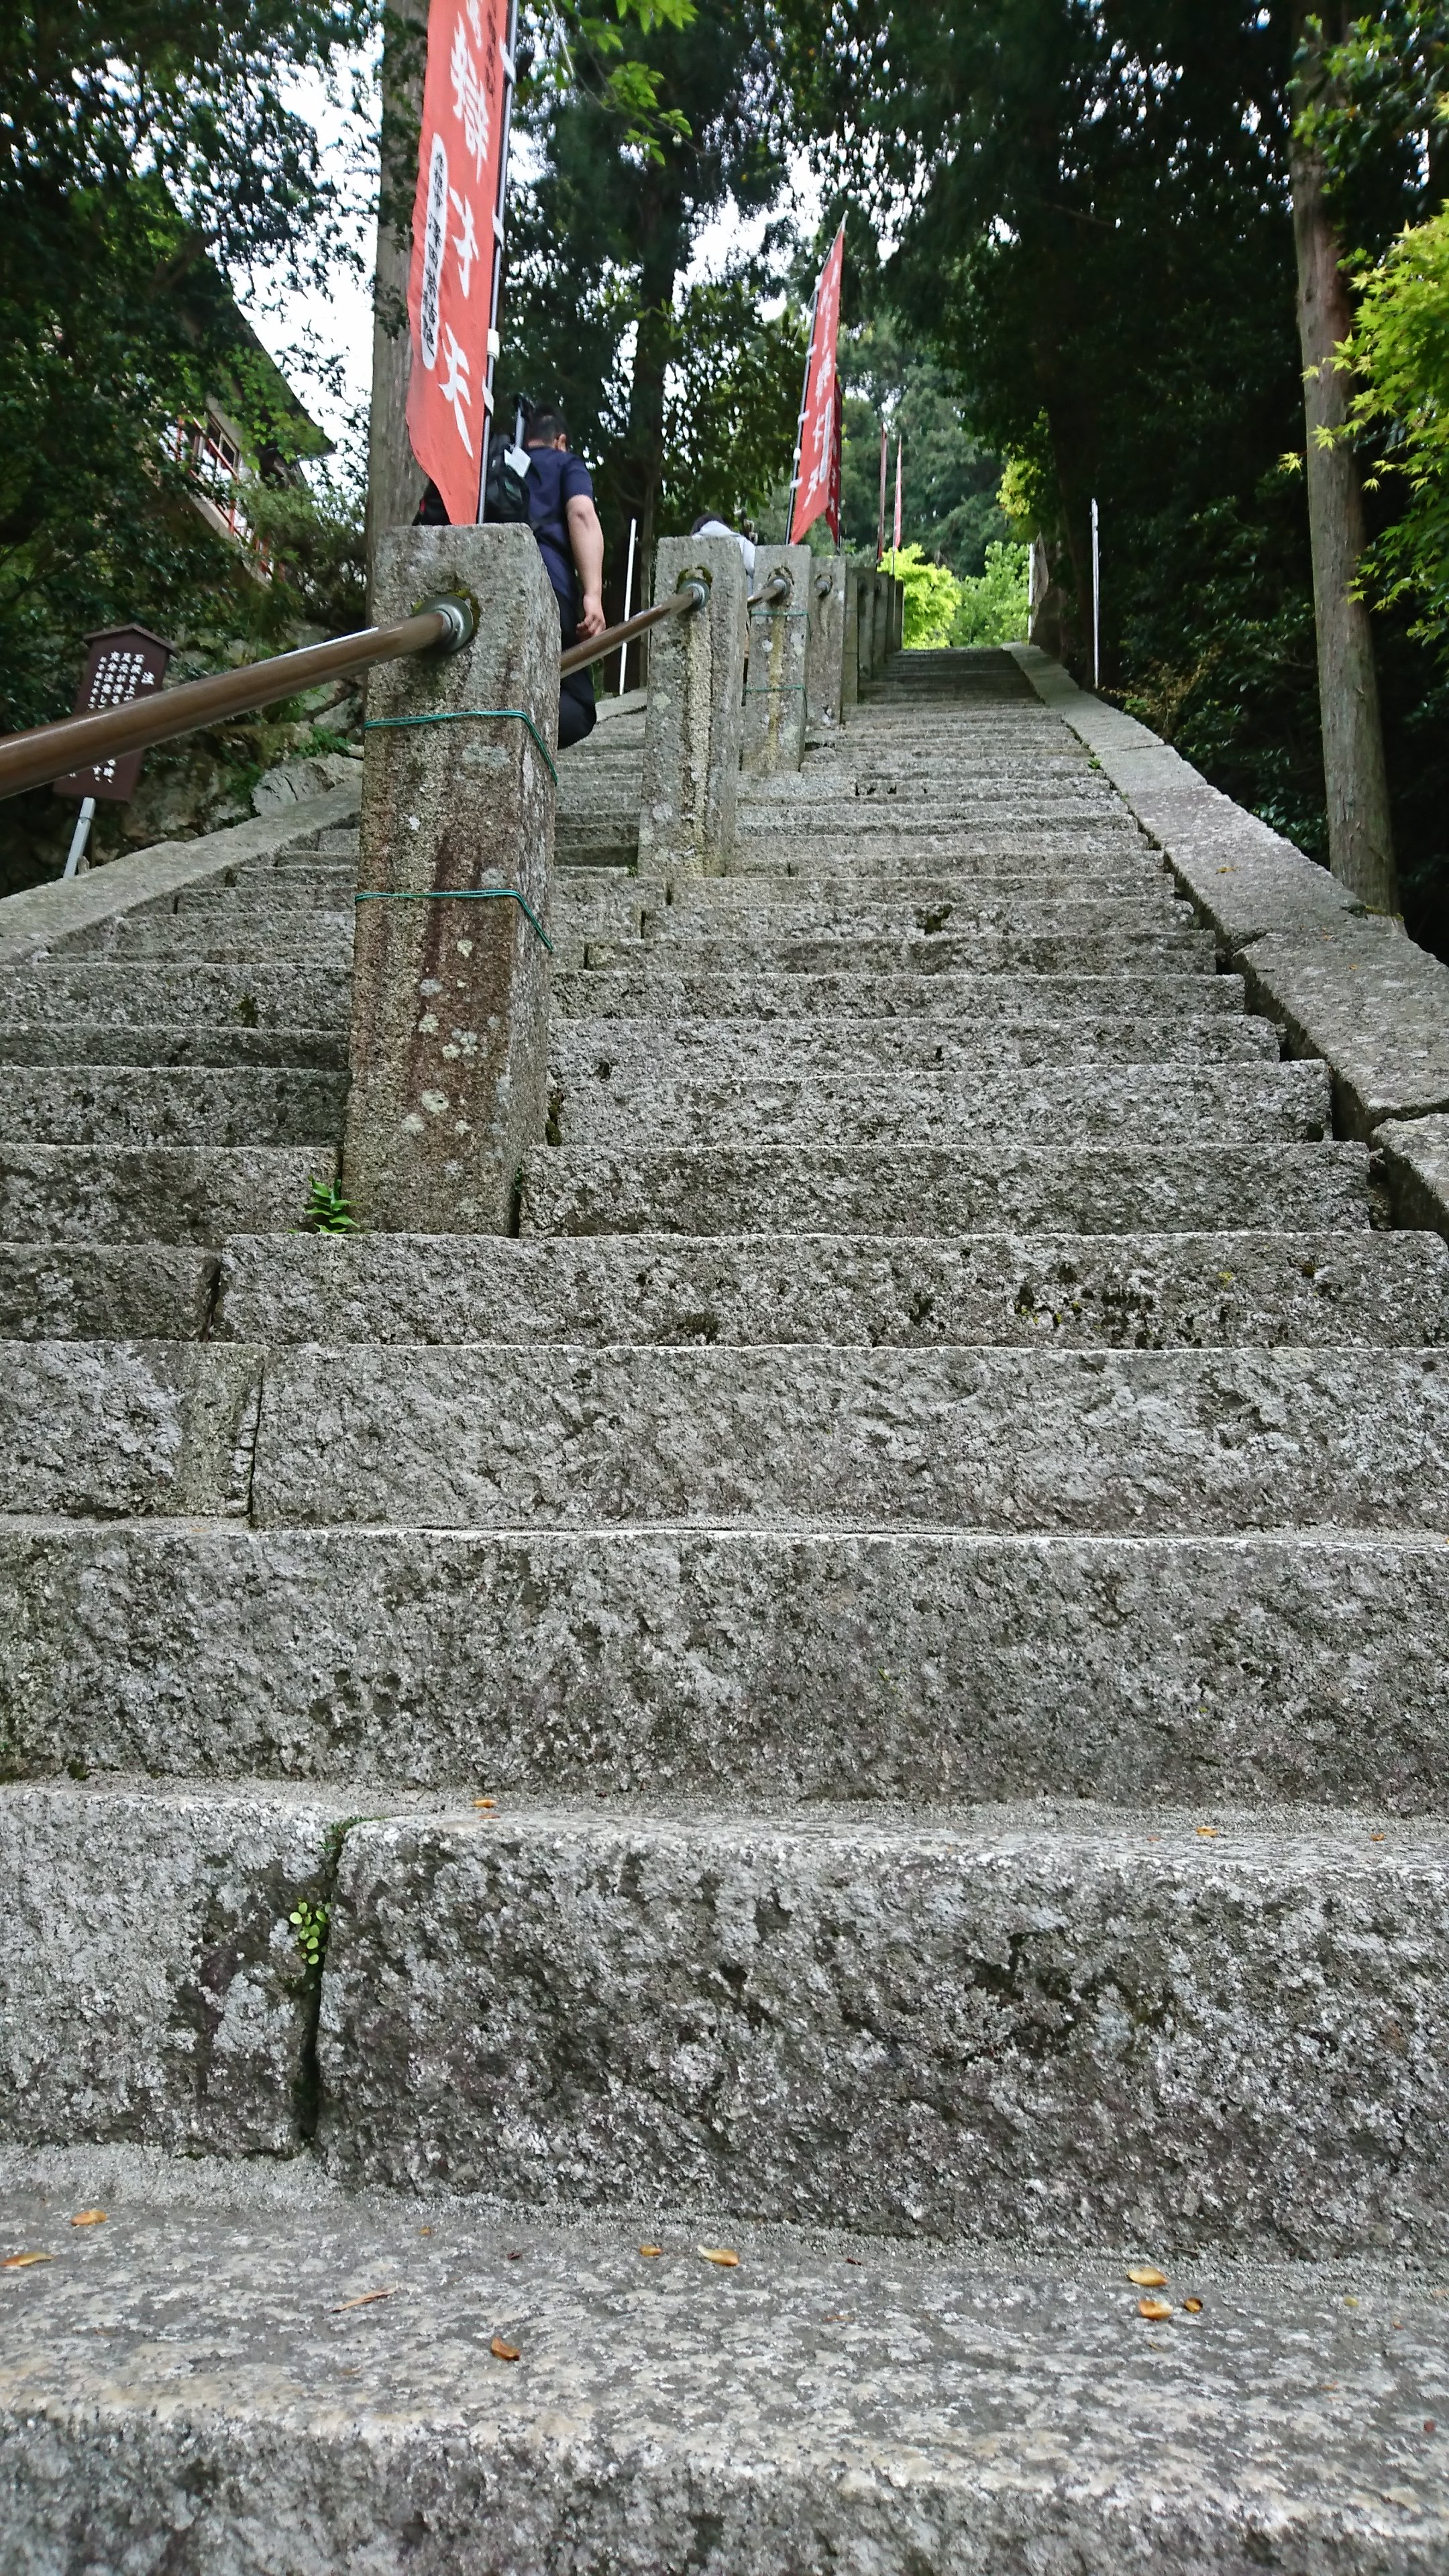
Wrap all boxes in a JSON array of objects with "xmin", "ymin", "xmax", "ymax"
[
  {"xmin": 289, "ymin": 1896, "xmax": 331, "ymax": 1976},
  {"xmin": 302, "ymin": 1175, "xmax": 362, "ymax": 1234}
]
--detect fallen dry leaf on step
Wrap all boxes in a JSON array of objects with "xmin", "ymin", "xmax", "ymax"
[
  {"xmin": 639, "ymin": 2244, "xmax": 662, "ymax": 2257},
  {"xmin": 1183, "ymin": 2298, "xmax": 1203, "ymax": 2314},
  {"xmin": 699, "ymin": 2247, "xmax": 739, "ymax": 2267},
  {"xmin": 1137, "ymin": 2298, "xmax": 1173, "ymax": 2321},
  {"xmin": 490, "ymin": 2334, "xmax": 521, "ymax": 2361},
  {"xmin": 3, "ymin": 2253, "xmax": 52, "ymax": 2270},
  {"xmin": 1127, "ymin": 2267, "xmax": 1167, "ymax": 2288},
  {"xmin": 70, "ymin": 2210, "xmax": 107, "ymax": 2228},
  {"xmin": 473, "ymin": 1799, "xmax": 496, "ymax": 1811},
  {"xmin": 1195, "ymin": 1826, "xmax": 1220, "ymax": 1839},
  {"xmin": 333, "ymin": 2288, "xmax": 398, "ymax": 2311}
]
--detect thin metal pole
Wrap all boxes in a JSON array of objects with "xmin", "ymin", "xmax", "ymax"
[
  {"xmin": 476, "ymin": 0, "xmax": 520, "ymax": 520},
  {"xmin": 1091, "ymin": 496, "xmax": 1100, "ymax": 690},
  {"xmin": 618, "ymin": 517, "xmax": 638, "ymax": 694},
  {"xmin": 61, "ymin": 796, "xmax": 96, "ymax": 879},
  {"xmin": 876, "ymin": 423, "xmax": 888, "ymax": 566}
]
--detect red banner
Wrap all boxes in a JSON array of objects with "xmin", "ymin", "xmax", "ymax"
[
  {"xmin": 407, "ymin": 0, "xmax": 514, "ymax": 525},
  {"xmin": 826, "ymin": 382, "xmax": 843, "ymax": 545},
  {"xmin": 788, "ymin": 224, "xmax": 845, "ymax": 544}
]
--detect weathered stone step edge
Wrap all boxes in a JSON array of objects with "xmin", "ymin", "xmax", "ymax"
[
  {"xmin": 555, "ymin": 1010, "xmax": 1282, "ymax": 1068},
  {"xmin": 7, "ymin": 1521, "xmax": 1449, "ymax": 1811},
  {"xmin": 0, "ymin": 963, "xmax": 350, "ymax": 1032},
  {"xmin": 551, "ymin": 969, "xmax": 1249, "ymax": 1022},
  {"xmin": 0, "ymin": 1022, "xmax": 348, "ymax": 1072},
  {"xmin": 10, "ymin": 1337, "xmax": 1444, "ymax": 1529},
  {"xmin": 549, "ymin": 1060, "xmax": 1330, "ymax": 1150},
  {"xmin": 659, "ymin": 893, "xmax": 1195, "ymax": 936},
  {"xmin": 1, "ymin": 2167, "xmax": 1441, "ymax": 2574},
  {"xmin": 1, "ymin": 1065, "xmax": 346, "ymax": 1149},
  {"xmin": 209, "ymin": 1228, "xmax": 1449, "ymax": 1352},
  {"xmin": 0, "ymin": 1145, "xmax": 335, "ymax": 1244},
  {"xmin": 521, "ymin": 1140, "xmax": 1371, "ymax": 1238},
  {"xmin": 44, "ymin": 924, "xmax": 353, "ymax": 967},
  {"xmin": 581, "ymin": 932, "xmax": 1216, "ymax": 981},
  {"xmin": 0, "ymin": 1244, "xmax": 217, "ymax": 1341},
  {"xmin": 2, "ymin": 1781, "xmax": 1446, "ymax": 2258}
]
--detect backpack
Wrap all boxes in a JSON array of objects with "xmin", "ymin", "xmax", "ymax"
[{"xmin": 483, "ymin": 437, "xmax": 532, "ymax": 524}]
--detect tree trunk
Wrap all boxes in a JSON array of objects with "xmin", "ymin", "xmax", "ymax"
[
  {"xmin": 366, "ymin": 0, "xmax": 429, "ymax": 578},
  {"xmin": 1288, "ymin": 34, "xmax": 1398, "ymax": 911}
]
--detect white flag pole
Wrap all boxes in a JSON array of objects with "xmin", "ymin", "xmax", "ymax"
[
  {"xmin": 1091, "ymin": 496, "xmax": 1100, "ymax": 690},
  {"xmin": 618, "ymin": 516, "xmax": 637, "ymax": 694}
]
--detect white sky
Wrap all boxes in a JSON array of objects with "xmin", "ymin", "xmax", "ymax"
[{"xmin": 238, "ymin": 60, "xmax": 822, "ymax": 470}]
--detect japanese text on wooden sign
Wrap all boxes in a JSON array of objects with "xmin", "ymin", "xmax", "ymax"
[
  {"xmin": 54, "ymin": 626, "xmax": 174, "ymax": 803},
  {"xmin": 788, "ymin": 225, "xmax": 845, "ymax": 545},
  {"xmin": 407, "ymin": 0, "xmax": 515, "ymax": 523}
]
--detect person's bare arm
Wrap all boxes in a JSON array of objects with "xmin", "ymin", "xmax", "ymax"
[{"xmin": 566, "ymin": 493, "xmax": 606, "ymax": 637}]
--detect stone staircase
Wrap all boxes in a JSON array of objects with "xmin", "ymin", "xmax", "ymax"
[{"xmin": 2, "ymin": 646, "xmax": 1448, "ymax": 2568}]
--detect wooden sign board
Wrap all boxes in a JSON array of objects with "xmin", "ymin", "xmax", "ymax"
[{"xmin": 54, "ymin": 624, "xmax": 174, "ymax": 802}]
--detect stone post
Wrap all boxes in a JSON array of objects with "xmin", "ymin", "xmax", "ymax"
[
  {"xmin": 856, "ymin": 570, "xmax": 876, "ymax": 693},
  {"xmin": 741, "ymin": 542, "xmax": 810, "ymax": 775},
  {"xmin": 888, "ymin": 576, "xmax": 905, "ymax": 655},
  {"xmin": 871, "ymin": 571, "xmax": 890, "ymax": 675},
  {"xmin": 841, "ymin": 564, "xmax": 863, "ymax": 712},
  {"xmin": 805, "ymin": 557, "xmax": 848, "ymax": 728},
  {"xmin": 343, "ymin": 525, "xmax": 559, "ymax": 1234},
  {"xmin": 637, "ymin": 535, "xmax": 748, "ymax": 885}
]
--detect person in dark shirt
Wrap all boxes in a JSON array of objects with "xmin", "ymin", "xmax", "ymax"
[
  {"xmin": 523, "ymin": 408, "xmax": 606, "ymax": 748},
  {"xmin": 412, "ymin": 407, "xmax": 607, "ymax": 749}
]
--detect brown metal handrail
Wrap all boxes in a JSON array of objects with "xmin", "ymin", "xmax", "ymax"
[
  {"xmin": 746, "ymin": 572, "xmax": 792, "ymax": 610},
  {"xmin": 0, "ymin": 595, "xmax": 476, "ymax": 803},
  {"xmin": 558, "ymin": 578, "xmax": 706, "ymax": 679}
]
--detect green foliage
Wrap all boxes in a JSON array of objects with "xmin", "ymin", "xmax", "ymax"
[
  {"xmin": 288, "ymin": 1897, "xmax": 331, "ymax": 1977},
  {"xmin": 1345, "ymin": 208, "xmax": 1449, "ymax": 655},
  {"xmin": 951, "ymin": 541, "xmax": 1030, "ymax": 647},
  {"xmin": 882, "ymin": 545, "xmax": 961, "ymax": 648},
  {"xmin": 830, "ymin": 313, "xmax": 1007, "ymax": 575},
  {"xmin": 303, "ymin": 1176, "xmax": 362, "ymax": 1234}
]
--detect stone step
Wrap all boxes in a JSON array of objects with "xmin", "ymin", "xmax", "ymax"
[
  {"xmin": 0, "ymin": 1244, "xmax": 217, "ymax": 1340},
  {"xmin": 0, "ymin": 1021, "xmax": 347, "ymax": 1072},
  {"xmin": 51, "ymin": 911, "xmax": 352, "ymax": 965},
  {"xmin": 521, "ymin": 1140, "xmax": 1369, "ymax": 1238},
  {"xmin": 6, "ymin": 1521, "xmax": 1448, "ymax": 1809},
  {"xmin": 0, "ymin": 961, "xmax": 350, "ymax": 1032},
  {"xmin": 0, "ymin": 1782, "xmax": 351, "ymax": 2156},
  {"xmin": 211, "ymin": 1229, "xmax": 1449, "ymax": 1351},
  {"xmin": 0, "ymin": 1144, "xmax": 332, "ymax": 1242},
  {"xmin": 176, "ymin": 871, "xmax": 354, "ymax": 908},
  {"xmin": 585, "ymin": 925, "xmax": 1216, "ymax": 979},
  {"xmin": 0, "ymin": 1066, "xmax": 346, "ymax": 1149},
  {"xmin": 317, "ymin": 1799, "xmax": 1449, "ymax": 2253},
  {"xmin": 692, "ymin": 861, "xmax": 1175, "ymax": 903},
  {"xmin": 2, "ymin": 2170, "xmax": 1440, "ymax": 2573},
  {"xmin": 731, "ymin": 824, "xmax": 1148, "ymax": 861},
  {"xmin": 555, "ymin": 1009, "xmax": 1281, "ymax": 1071},
  {"xmin": 552, "ymin": 967, "xmax": 1250, "ymax": 1024},
  {"xmin": 661, "ymin": 892, "xmax": 1192, "ymax": 940},
  {"xmin": 1, "ymin": 1784, "xmax": 1444, "ymax": 2257},
  {"xmin": 229, "ymin": 1342, "xmax": 1448, "ymax": 1534},
  {"xmin": 550, "ymin": 1061, "xmax": 1329, "ymax": 1150}
]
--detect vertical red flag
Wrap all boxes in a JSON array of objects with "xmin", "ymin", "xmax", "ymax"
[
  {"xmin": 406, "ymin": 0, "xmax": 517, "ymax": 525},
  {"xmin": 788, "ymin": 223, "xmax": 845, "ymax": 544},
  {"xmin": 875, "ymin": 422, "xmax": 888, "ymax": 564},
  {"xmin": 893, "ymin": 435, "xmax": 904, "ymax": 555}
]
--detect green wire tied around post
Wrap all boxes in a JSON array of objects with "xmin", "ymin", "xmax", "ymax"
[
  {"xmin": 358, "ymin": 706, "xmax": 558, "ymax": 953},
  {"xmin": 354, "ymin": 886, "xmax": 554, "ymax": 953},
  {"xmin": 363, "ymin": 706, "xmax": 559, "ymax": 788}
]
